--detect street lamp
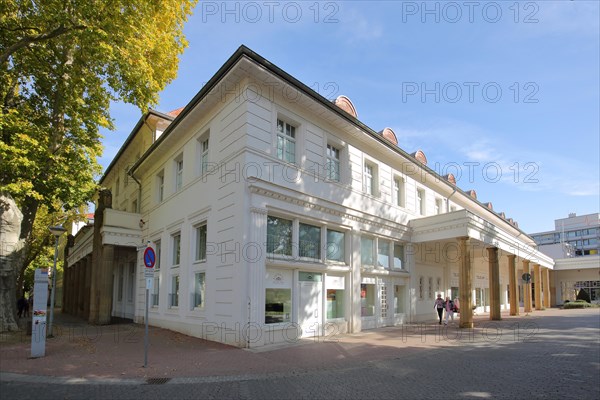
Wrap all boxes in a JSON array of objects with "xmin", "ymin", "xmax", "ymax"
[{"xmin": 48, "ymin": 225, "xmax": 67, "ymax": 337}]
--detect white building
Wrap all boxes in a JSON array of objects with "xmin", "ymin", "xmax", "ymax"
[
  {"xmin": 531, "ymin": 213, "xmax": 600, "ymax": 304},
  {"xmin": 63, "ymin": 46, "xmax": 554, "ymax": 347}
]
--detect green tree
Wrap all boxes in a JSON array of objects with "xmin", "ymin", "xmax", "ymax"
[{"xmin": 0, "ymin": 0, "xmax": 197, "ymax": 330}]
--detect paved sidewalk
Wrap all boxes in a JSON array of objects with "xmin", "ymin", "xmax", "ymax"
[{"xmin": 1, "ymin": 308, "xmax": 598, "ymax": 383}]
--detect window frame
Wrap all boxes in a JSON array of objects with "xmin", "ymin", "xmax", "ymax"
[
  {"xmin": 194, "ymin": 223, "xmax": 208, "ymax": 263},
  {"xmin": 392, "ymin": 175, "xmax": 406, "ymax": 207},
  {"xmin": 174, "ymin": 154, "xmax": 184, "ymax": 192},
  {"xmin": 156, "ymin": 170, "xmax": 165, "ymax": 203},
  {"xmin": 276, "ymin": 118, "xmax": 297, "ymax": 164},
  {"xmin": 326, "ymin": 143, "xmax": 341, "ymax": 182},
  {"xmin": 417, "ymin": 188, "xmax": 426, "ymax": 215},
  {"xmin": 172, "ymin": 232, "xmax": 181, "ymax": 267}
]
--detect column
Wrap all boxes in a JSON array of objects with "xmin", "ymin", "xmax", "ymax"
[
  {"xmin": 84, "ymin": 255, "xmax": 92, "ymax": 320},
  {"xmin": 61, "ymin": 267, "xmax": 69, "ymax": 312},
  {"xmin": 74, "ymin": 263, "xmax": 82, "ymax": 317},
  {"xmin": 543, "ymin": 267, "xmax": 551, "ymax": 308},
  {"xmin": 523, "ymin": 260, "xmax": 532, "ymax": 313},
  {"xmin": 78, "ymin": 259, "xmax": 86, "ymax": 317},
  {"xmin": 459, "ymin": 237, "xmax": 473, "ymax": 328},
  {"xmin": 507, "ymin": 255, "xmax": 518, "ymax": 316},
  {"xmin": 97, "ymin": 245, "xmax": 115, "ymax": 324},
  {"xmin": 487, "ymin": 247, "xmax": 501, "ymax": 320},
  {"xmin": 248, "ymin": 207, "xmax": 267, "ymax": 346},
  {"xmin": 534, "ymin": 263, "xmax": 542, "ymax": 310}
]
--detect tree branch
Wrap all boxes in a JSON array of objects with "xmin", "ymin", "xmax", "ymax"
[{"xmin": 0, "ymin": 24, "xmax": 87, "ymax": 65}]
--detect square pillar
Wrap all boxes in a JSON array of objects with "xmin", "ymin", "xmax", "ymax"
[
  {"xmin": 487, "ymin": 247, "xmax": 501, "ymax": 320},
  {"xmin": 543, "ymin": 267, "xmax": 551, "ymax": 308},
  {"xmin": 507, "ymin": 255, "xmax": 518, "ymax": 316},
  {"xmin": 534, "ymin": 264, "xmax": 542, "ymax": 310},
  {"xmin": 459, "ymin": 237, "xmax": 473, "ymax": 328},
  {"xmin": 523, "ymin": 260, "xmax": 532, "ymax": 313}
]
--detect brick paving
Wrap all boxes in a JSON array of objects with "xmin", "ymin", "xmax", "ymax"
[{"xmin": 1, "ymin": 308, "xmax": 599, "ymax": 399}]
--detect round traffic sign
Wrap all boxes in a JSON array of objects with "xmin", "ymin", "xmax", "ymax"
[{"xmin": 143, "ymin": 247, "xmax": 156, "ymax": 268}]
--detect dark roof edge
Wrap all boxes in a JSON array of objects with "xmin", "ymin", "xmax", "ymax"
[
  {"xmin": 128, "ymin": 45, "xmax": 534, "ymax": 241},
  {"xmin": 99, "ymin": 109, "xmax": 174, "ymax": 185}
]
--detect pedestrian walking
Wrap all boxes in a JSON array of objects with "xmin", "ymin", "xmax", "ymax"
[
  {"xmin": 444, "ymin": 296, "xmax": 454, "ymax": 325},
  {"xmin": 434, "ymin": 294, "xmax": 444, "ymax": 324}
]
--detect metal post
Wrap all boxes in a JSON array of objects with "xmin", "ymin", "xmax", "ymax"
[
  {"xmin": 48, "ymin": 237, "xmax": 59, "ymax": 337},
  {"xmin": 144, "ymin": 287, "xmax": 149, "ymax": 367}
]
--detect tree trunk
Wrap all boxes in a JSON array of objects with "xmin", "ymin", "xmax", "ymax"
[{"xmin": 0, "ymin": 193, "xmax": 24, "ymax": 331}]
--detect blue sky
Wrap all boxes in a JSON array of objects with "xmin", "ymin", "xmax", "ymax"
[{"xmin": 99, "ymin": 1, "xmax": 599, "ymax": 234}]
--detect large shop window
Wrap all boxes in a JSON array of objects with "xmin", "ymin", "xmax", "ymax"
[
  {"xmin": 377, "ymin": 241, "xmax": 390, "ymax": 268},
  {"xmin": 394, "ymin": 285, "xmax": 406, "ymax": 314},
  {"xmin": 265, "ymin": 289, "xmax": 291, "ymax": 324},
  {"xmin": 393, "ymin": 244, "xmax": 405, "ymax": 269},
  {"xmin": 326, "ymin": 275, "xmax": 345, "ymax": 319},
  {"xmin": 360, "ymin": 284, "xmax": 376, "ymax": 317},
  {"xmin": 361, "ymin": 237, "xmax": 375, "ymax": 266},
  {"xmin": 299, "ymin": 223, "xmax": 321, "ymax": 259},
  {"xmin": 267, "ymin": 216, "xmax": 293, "ymax": 257},
  {"xmin": 326, "ymin": 230, "xmax": 345, "ymax": 262}
]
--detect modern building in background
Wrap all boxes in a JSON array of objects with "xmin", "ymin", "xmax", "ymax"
[
  {"xmin": 62, "ymin": 46, "xmax": 554, "ymax": 347},
  {"xmin": 531, "ymin": 213, "xmax": 600, "ymax": 304}
]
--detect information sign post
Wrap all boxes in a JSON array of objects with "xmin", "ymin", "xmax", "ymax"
[
  {"xmin": 143, "ymin": 244, "xmax": 156, "ymax": 368},
  {"xmin": 31, "ymin": 269, "xmax": 49, "ymax": 358}
]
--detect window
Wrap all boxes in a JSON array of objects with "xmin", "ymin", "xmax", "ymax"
[
  {"xmin": 419, "ymin": 276, "xmax": 424, "ymax": 300},
  {"xmin": 377, "ymin": 240, "xmax": 390, "ymax": 269},
  {"xmin": 393, "ymin": 176, "xmax": 405, "ymax": 207},
  {"xmin": 360, "ymin": 284, "xmax": 375, "ymax": 317},
  {"xmin": 393, "ymin": 243, "xmax": 405, "ymax": 269},
  {"xmin": 157, "ymin": 170, "xmax": 165, "ymax": 202},
  {"xmin": 175, "ymin": 156, "xmax": 184, "ymax": 192},
  {"xmin": 154, "ymin": 240, "xmax": 161, "ymax": 270},
  {"xmin": 115, "ymin": 177, "xmax": 120, "ymax": 196},
  {"xmin": 267, "ymin": 216, "xmax": 293, "ymax": 257},
  {"xmin": 326, "ymin": 230, "xmax": 345, "ymax": 262},
  {"xmin": 276, "ymin": 119, "xmax": 296, "ymax": 164},
  {"xmin": 326, "ymin": 144, "xmax": 340, "ymax": 182},
  {"xmin": 417, "ymin": 188, "xmax": 426, "ymax": 215},
  {"xmin": 195, "ymin": 224, "xmax": 207, "ymax": 262},
  {"xmin": 361, "ymin": 237, "xmax": 375, "ymax": 266},
  {"xmin": 170, "ymin": 275, "xmax": 179, "ymax": 307},
  {"xmin": 152, "ymin": 277, "xmax": 159, "ymax": 307},
  {"xmin": 435, "ymin": 198, "xmax": 443, "ymax": 215},
  {"xmin": 172, "ymin": 233, "xmax": 181, "ymax": 266},
  {"xmin": 193, "ymin": 272, "xmax": 205, "ymax": 309},
  {"xmin": 265, "ymin": 288, "xmax": 291, "ymax": 324},
  {"xmin": 199, "ymin": 137, "xmax": 210, "ymax": 175},
  {"xmin": 299, "ymin": 223, "xmax": 321, "ymax": 259},
  {"xmin": 363, "ymin": 162, "xmax": 376, "ymax": 195},
  {"xmin": 131, "ymin": 199, "xmax": 138, "ymax": 213}
]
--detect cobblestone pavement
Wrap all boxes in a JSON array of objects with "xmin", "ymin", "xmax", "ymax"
[{"xmin": 1, "ymin": 308, "xmax": 599, "ymax": 399}]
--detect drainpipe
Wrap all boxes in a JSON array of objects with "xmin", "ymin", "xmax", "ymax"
[
  {"xmin": 128, "ymin": 170, "xmax": 142, "ymax": 219},
  {"xmin": 446, "ymin": 188, "xmax": 457, "ymax": 211}
]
